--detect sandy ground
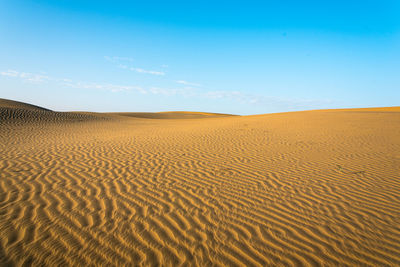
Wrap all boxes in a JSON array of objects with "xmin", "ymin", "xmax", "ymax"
[{"xmin": 1, "ymin": 98, "xmax": 400, "ymax": 266}]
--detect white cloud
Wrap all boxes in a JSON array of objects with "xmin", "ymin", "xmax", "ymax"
[
  {"xmin": 129, "ymin": 67, "xmax": 165, "ymax": 76},
  {"xmin": 105, "ymin": 56, "xmax": 165, "ymax": 76},
  {"xmin": 118, "ymin": 64, "xmax": 129, "ymax": 69},
  {"xmin": 63, "ymin": 81, "xmax": 146, "ymax": 93},
  {"xmin": 202, "ymin": 89, "xmax": 333, "ymax": 110},
  {"xmin": 2, "ymin": 68, "xmax": 332, "ymax": 111},
  {"xmin": 1, "ymin": 70, "xmax": 50, "ymax": 83},
  {"xmin": 176, "ymin": 80, "xmax": 201, "ymax": 87},
  {"xmin": 1, "ymin": 69, "xmax": 144, "ymax": 93},
  {"xmin": 204, "ymin": 90, "xmax": 243, "ymax": 100},
  {"xmin": 0, "ymin": 70, "xmax": 19, "ymax": 77},
  {"xmin": 21, "ymin": 72, "xmax": 50, "ymax": 83}
]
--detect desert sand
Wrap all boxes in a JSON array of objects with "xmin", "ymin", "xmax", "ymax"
[{"xmin": 1, "ymin": 98, "xmax": 400, "ymax": 266}]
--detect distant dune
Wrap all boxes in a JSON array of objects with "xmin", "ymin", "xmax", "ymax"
[
  {"xmin": 1, "ymin": 98, "xmax": 399, "ymax": 266},
  {"xmin": 0, "ymin": 98, "xmax": 234, "ymax": 123},
  {"xmin": 111, "ymin": 111, "xmax": 235, "ymax": 120},
  {"xmin": 0, "ymin": 98, "xmax": 52, "ymax": 111},
  {"xmin": 0, "ymin": 98, "xmax": 109, "ymax": 123}
]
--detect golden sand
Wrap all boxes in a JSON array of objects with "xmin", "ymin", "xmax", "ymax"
[{"xmin": 1, "ymin": 98, "xmax": 400, "ymax": 266}]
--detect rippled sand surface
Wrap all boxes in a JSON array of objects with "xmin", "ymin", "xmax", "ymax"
[{"xmin": 1, "ymin": 98, "xmax": 400, "ymax": 266}]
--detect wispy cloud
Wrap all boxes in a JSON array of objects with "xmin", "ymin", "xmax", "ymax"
[
  {"xmin": 1, "ymin": 70, "xmax": 51, "ymax": 83},
  {"xmin": 204, "ymin": 90, "xmax": 243, "ymax": 100},
  {"xmin": 0, "ymin": 70, "xmax": 19, "ymax": 77},
  {"xmin": 2, "ymin": 68, "xmax": 332, "ymax": 111},
  {"xmin": 63, "ymin": 81, "xmax": 145, "ymax": 93},
  {"xmin": 129, "ymin": 67, "xmax": 165, "ymax": 76},
  {"xmin": 106, "ymin": 56, "xmax": 165, "ymax": 76},
  {"xmin": 1, "ymin": 69, "xmax": 140, "ymax": 93},
  {"xmin": 176, "ymin": 80, "xmax": 201, "ymax": 87},
  {"xmin": 203, "ymin": 89, "xmax": 333, "ymax": 110}
]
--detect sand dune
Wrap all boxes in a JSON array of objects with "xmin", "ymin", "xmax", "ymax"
[
  {"xmin": 0, "ymin": 98, "xmax": 234, "ymax": 123},
  {"xmin": 0, "ymin": 98, "xmax": 110, "ymax": 124},
  {"xmin": 0, "ymin": 98, "xmax": 54, "ymax": 112},
  {"xmin": 113, "ymin": 111, "xmax": 235, "ymax": 120},
  {"xmin": 1, "ymin": 99, "xmax": 400, "ymax": 266}
]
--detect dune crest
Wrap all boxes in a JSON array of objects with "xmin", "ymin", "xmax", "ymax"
[
  {"xmin": 111, "ymin": 111, "xmax": 235, "ymax": 120},
  {"xmin": 1, "ymin": 99, "xmax": 400, "ymax": 266},
  {"xmin": 0, "ymin": 98, "xmax": 110, "ymax": 124}
]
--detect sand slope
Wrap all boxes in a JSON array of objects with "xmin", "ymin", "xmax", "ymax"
[
  {"xmin": 113, "ymin": 111, "xmax": 235, "ymax": 120},
  {"xmin": 1, "ymin": 99, "xmax": 400, "ymax": 266},
  {"xmin": 0, "ymin": 98, "xmax": 110, "ymax": 124}
]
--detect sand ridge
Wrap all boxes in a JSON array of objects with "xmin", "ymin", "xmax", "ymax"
[
  {"xmin": 111, "ymin": 111, "xmax": 235, "ymax": 120},
  {"xmin": 1, "ymin": 99, "xmax": 400, "ymax": 266},
  {"xmin": 0, "ymin": 98, "xmax": 112, "ymax": 124},
  {"xmin": 0, "ymin": 98, "xmax": 235, "ymax": 124}
]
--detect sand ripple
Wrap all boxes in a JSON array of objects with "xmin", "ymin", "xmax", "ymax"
[{"xmin": 1, "ymin": 99, "xmax": 400, "ymax": 266}]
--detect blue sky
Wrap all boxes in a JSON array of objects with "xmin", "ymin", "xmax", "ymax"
[{"xmin": 1, "ymin": 0, "xmax": 399, "ymax": 114}]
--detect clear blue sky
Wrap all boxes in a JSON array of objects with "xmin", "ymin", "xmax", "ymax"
[{"xmin": 1, "ymin": 0, "xmax": 399, "ymax": 114}]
